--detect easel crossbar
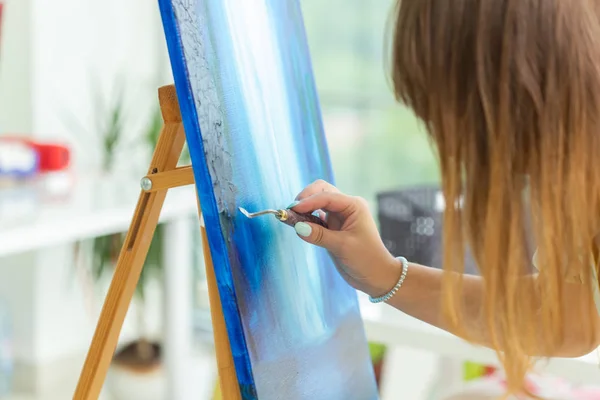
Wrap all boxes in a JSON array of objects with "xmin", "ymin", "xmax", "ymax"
[{"xmin": 141, "ymin": 165, "xmax": 195, "ymax": 192}]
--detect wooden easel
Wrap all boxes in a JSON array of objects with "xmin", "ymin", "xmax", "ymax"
[{"xmin": 73, "ymin": 85, "xmax": 242, "ymax": 400}]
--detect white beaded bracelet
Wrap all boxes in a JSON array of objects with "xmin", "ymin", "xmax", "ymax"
[{"xmin": 368, "ymin": 256, "xmax": 409, "ymax": 304}]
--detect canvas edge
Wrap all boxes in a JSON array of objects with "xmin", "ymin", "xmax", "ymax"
[{"xmin": 156, "ymin": 1, "xmax": 258, "ymax": 398}]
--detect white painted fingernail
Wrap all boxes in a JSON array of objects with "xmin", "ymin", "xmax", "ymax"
[{"xmin": 294, "ymin": 222, "xmax": 312, "ymax": 237}]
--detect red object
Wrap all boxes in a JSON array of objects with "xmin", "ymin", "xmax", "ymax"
[
  {"xmin": 0, "ymin": 136, "xmax": 71, "ymax": 172},
  {"xmin": 30, "ymin": 141, "xmax": 71, "ymax": 172},
  {"xmin": 0, "ymin": 2, "xmax": 4, "ymax": 52}
]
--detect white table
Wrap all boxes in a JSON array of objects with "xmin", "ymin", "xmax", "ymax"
[{"xmin": 0, "ymin": 171, "xmax": 198, "ymax": 257}]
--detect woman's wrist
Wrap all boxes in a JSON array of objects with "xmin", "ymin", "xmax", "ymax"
[{"xmin": 364, "ymin": 255, "xmax": 405, "ymax": 299}]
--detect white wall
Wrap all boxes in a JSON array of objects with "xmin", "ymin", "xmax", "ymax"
[
  {"xmin": 0, "ymin": 0, "xmax": 33, "ymax": 133},
  {"xmin": 30, "ymin": 0, "xmax": 172, "ymax": 172},
  {"xmin": 0, "ymin": 253, "xmax": 36, "ymax": 363},
  {"xmin": 0, "ymin": 0, "xmax": 174, "ymax": 374}
]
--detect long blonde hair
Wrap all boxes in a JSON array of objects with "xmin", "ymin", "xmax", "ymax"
[{"xmin": 391, "ymin": 0, "xmax": 600, "ymax": 393}]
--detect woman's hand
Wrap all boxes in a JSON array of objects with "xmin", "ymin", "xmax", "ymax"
[{"xmin": 290, "ymin": 180, "xmax": 402, "ymax": 297}]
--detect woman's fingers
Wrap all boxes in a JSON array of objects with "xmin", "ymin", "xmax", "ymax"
[
  {"xmin": 317, "ymin": 210, "xmax": 327, "ymax": 221},
  {"xmin": 295, "ymin": 179, "xmax": 339, "ymax": 201},
  {"xmin": 294, "ymin": 220, "xmax": 342, "ymax": 250},
  {"xmin": 292, "ymin": 191, "xmax": 357, "ymax": 218}
]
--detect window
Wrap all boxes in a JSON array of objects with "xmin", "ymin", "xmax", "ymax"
[{"xmin": 302, "ymin": 0, "xmax": 439, "ymax": 206}]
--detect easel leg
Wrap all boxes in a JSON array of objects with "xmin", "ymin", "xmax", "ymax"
[
  {"xmin": 199, "ymin": 210, "xmax": 241, "ymax": 399},
  {"xmin": 73, "ymin": 86, "xmax": 186, "ymax": 400}
]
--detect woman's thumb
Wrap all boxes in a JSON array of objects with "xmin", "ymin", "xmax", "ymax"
[{"xmin": 294, "ymin": 222, "xmax": 337, "ymax": 249}]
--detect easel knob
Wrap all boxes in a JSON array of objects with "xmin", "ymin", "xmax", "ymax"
[{"xmin": 140, "ymin": 177, "xmax": 153, "ymax": 191}]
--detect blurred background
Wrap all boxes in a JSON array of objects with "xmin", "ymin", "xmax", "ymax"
[{"xmin": 0, "ymin": 1, "xmax": 598, "ymax": 399}]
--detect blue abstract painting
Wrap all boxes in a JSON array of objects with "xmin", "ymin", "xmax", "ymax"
[{"xmin": 158, "ymin": 1, "xmax": 378, "ymax": 398}]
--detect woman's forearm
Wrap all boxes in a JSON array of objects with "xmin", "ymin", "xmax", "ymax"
[
  {"xmin": 381, "ymin": 260, "xmax": 600, "ymax": 357},
  {"xmin": 383, "ymin": 262, "xmax": 487, "ymax": 343}
]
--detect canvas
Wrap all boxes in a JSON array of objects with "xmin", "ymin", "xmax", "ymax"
[{"xmin": 158, "ymin": 1, "xmax": 378, "ymax": 398}]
